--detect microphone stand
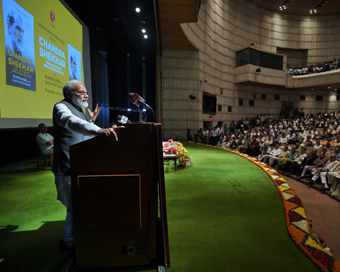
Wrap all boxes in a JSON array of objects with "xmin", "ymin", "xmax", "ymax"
[{"xmin": 99, "ymin": 104, "xmax": 153, "ymax": 122}]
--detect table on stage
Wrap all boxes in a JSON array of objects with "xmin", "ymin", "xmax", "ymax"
[{"xmin": 163, "ymin": 154, "xmax": 179, "ymax": 171}]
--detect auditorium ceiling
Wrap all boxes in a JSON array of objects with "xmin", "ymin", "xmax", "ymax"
[
  {"xmin": 157, "ymin": 0, "xmax": 340, "ymax": 51},
  {"xmin": 244, "ymin": 0, "xmax": 340, "ymax": 16}
]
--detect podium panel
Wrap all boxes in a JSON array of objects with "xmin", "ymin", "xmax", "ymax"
[
  {"xmin": 70, "ymin": 123, "xmax": 169, "ymax": 269},
  {"xmin": 77, "ymin": 175, "xmax": 141, "ymax": 231}
]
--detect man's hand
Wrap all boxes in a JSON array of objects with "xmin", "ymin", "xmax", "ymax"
[
  {"xmin": 87, "ymin": 104, "xmax": 102, "ymax": 122},
  {"xmin": 97, "ymin": 128, "xmax": 118, "ymax": 143}
]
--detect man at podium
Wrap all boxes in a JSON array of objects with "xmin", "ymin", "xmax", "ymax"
[{"xmin": 52, "ymin": 80, "xmax": 118, "ymax": 250}]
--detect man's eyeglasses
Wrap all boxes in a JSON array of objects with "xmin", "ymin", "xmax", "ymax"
[{"xmin": 75, "ymin": 90, "xmax": 88, "ymax": 96}]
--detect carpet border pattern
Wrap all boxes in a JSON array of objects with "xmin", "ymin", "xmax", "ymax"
[{"xmin": 190, "ymin": 142, "xmax": 340, "ymax": 272}]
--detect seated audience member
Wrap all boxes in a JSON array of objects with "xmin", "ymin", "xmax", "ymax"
[
  {"xmin": 258, "ymin": 143, "xmax": 271, "ymax": 161},
  {"xmin": 264, "ymin": 136, "xmax": 273, "ymax": 146},
  {"xmin": 286, "ymin": 147, "xmax": 308, "ymax": 175},
  {"xmin": 304, "ymin": 140, "xmax": 313, "ymax": 147},
  {"xmin": 321, "ymin": 146, "xmax": 331, "ymax": 158},
  {"xmin": 332, "ymin": 147, "xmax": 340, "ymax": 159},
  {"xmin": 313, "ymin": 139, "xmax": 323, "ymax": 149},
  {"xmin": 294, "ymin": 142, "xmax": 302, "ymax": 151},
  {"xmin": 310, "ymin": 154, "xmax": 338, "ymax": 185},
  {"xmin": 36, "ymin": 123, "xmax": 54, "ymax": 155},
  {"xmin": 296, "ymin": 149, "xmax": 319, "ymax": 177},
  {"xmin": 333, "ymin": 135, "xmax": 340, "ymax": 146},
  {"xmin": 262, "ymin": 144, "xmax": 281, "ymax": 165},
  {"xmin": 320, "ymin": 163, "xmax": 340, "ymax": 191},
  {"xmin": 230, "ymin": 139, "xmax": 238, "ymax": 150},
  {"xmin": 302, "ymin": 66, "xmax": 308, "ymax": 74},
  {"xmin": 278, "ymin": 147, "xmax": 298, "ymax": 172},
  {"xmin": 245, "ymin": 141, "xmax": 260, "ymax": 156},
  {"xmin": 270, "ymin": 145, "xmax": 290, "ymax": 167},
  {"xmin": 299, "ymin": 151, "xmax": 328, "ymax": 180},
  {"xmin": 322, "ymin": 136, "xmax": 333, "ymax": 146},
  {"xmin": 320, "ymin": 159, "xmax": 340, "ymax": 191}
]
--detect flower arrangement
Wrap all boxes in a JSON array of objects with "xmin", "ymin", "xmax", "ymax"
[
  {"xmin": 167, "ymin": 147, "xmax": 177, "ymax": 154},
  {"xmin": 173, "ymin": 141, "xmax": 193, "ymax": 168},
  {"xmin": 164, "ymin": 140, "xmax": 193, "ymax": 168}
]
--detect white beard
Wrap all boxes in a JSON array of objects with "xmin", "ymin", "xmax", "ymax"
[{"xmin": 72, "ymin": 95, "xmax": 88, "ymax": 108}]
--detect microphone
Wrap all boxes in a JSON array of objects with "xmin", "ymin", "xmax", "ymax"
[
  {"xmin": 117, "ymin": 114, "xmax": 131, "ymax": 125},
  {"xmin": 128, "ymin": 93, "xmax": 152, "ymax": 109}
]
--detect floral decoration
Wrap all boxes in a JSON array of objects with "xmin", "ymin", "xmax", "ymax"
[
  {"xmin": 174, "ymin": 141, "xmax": 193, "ymax": 168},
  {"xmin": 167, "ymin": 147, "xmax": 177, "ymax": 154},
  {"xmin": 164, "ymin": 141, "xmax": 193, "ymax": 168}
]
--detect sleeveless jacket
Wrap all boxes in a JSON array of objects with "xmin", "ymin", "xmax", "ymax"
[{"xmin": 52, "ymin": 99, "xmax": 95, "ymax": 175}]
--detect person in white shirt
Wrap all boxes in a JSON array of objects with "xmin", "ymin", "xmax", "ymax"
[
  {"xmin": 262, "ymin": 144, "xmax": 283, "ymax": 165},
  {"xmin": 36, "ymin": 123, "xmax": 54, "ymax": 155},
  {"xmin": 258, "ymin": 143, "xmax": 271, "ymax": 161}
]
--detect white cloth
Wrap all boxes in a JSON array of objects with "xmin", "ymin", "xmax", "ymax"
[{"xmin": 36, "ymin": 132, "xmax": 54, "ymax": 155}]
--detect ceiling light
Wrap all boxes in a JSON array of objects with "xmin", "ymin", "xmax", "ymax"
[
  {"xmin": 142, "ymin": 29, "xmax": 146, "ymax": 33},
  {"xmin": 279, "ymin": 6, "xmax": 282, "ymax": 10},
  {"xmin": 144, "ymin": 35, "xmax": 148, "ymax": 39},
  {"xmin": 135, "ymin": 7, "xmax": 140, "ymax": 13},
  {"xmin": 283, "ymin": 5, "xmax": 286, "ymax": 9}
]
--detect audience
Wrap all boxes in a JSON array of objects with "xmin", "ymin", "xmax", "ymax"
[
  {"xmin": 287, "ymin": 58, "xmax": 340, "ymax": 76},
  {"xmin": 192, "ymin": 110, "xmax": 340, "ymax": 194}
]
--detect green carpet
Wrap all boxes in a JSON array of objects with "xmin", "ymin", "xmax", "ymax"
[
  {"xmin": 164, "ymin": 143, "xmax": 319, "ymax": 272},
  {"xmin": 0, "ymin": 144, "xmax": 321, "ymax": 271}
]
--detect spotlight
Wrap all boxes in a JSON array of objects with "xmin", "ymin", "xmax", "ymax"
[
  {"xmin": 127, "ymin": 108, "xmax": 131, "ymax": 111},
  {"xmin": 283, "ymin": 5, "xmax": 286, "ymax": 9},
  {"xmin": 250, "ymin": 42, "xmax": 254, "ymax": 46},
  {"xmin": 144, "ymin": 34, "xmax": 148, "ymax": 39},
  {"xmin": 255, "ymin": 68, "xmax": 261, "ymax": 73},
  {"xmin": 142, "ymin": 29, "xmax": 146, "ymax": 33},
  {"xmin": 135, "ymin": 7, "xmax": 140, "ymax": 13},
  {"xmin": 189, "ymin": 94, "xmax": 196, "ymax": 100}
]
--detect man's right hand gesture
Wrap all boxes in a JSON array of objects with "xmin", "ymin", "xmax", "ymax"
[{"xmin": 97, "ymin": 128, "xmax": 118, "ymax": 143}]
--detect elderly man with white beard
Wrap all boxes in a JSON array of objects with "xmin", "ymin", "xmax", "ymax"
[{"xmin": 52, "ymin": 80, "xmax": 119, "ymax": 250}]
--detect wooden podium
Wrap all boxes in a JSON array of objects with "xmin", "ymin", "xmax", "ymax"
[{"xmin": 70, "ymin": 123, "xmax": 170, "ymax": 270}]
